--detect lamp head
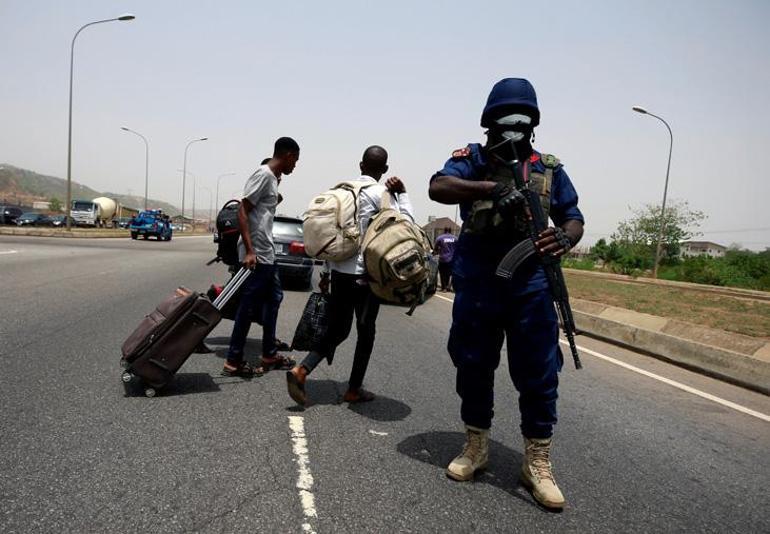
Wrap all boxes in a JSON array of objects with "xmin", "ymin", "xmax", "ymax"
[
  {"xmin": 632, "ymin": 106, "xmax": 648, "ymax": 114},
  {"xmin": 117, "ymin": 14, "xmax": 136, "ymax": 21}
]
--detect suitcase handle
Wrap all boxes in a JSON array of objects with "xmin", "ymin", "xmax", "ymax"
[{"xmin": 213, "ymin": 267, "xmax": 251, "ymax": 309}]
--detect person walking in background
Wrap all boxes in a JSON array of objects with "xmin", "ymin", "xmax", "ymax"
[
  {"xmin": 286, "ymin": 145, "xmax": 415, "ymax": 406},
  {"xmin": 223, "ymin": 137, "xmax": 300, "ymax": 377},
  {"xmin": 433, "ymin": 227, "xmax": 457, "ymax": 291}
]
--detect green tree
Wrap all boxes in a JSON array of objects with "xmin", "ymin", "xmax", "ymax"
[
  {"xmin": 611, "ymin": 200, "xmax": 706, "ymax": 265},
  {"xmin": 49, "ymin": 197, "xmax": 62, "ymax": 212},
  {"xmin": 590, "ymin": 238, "xmax": 610, "ymax": 261}
]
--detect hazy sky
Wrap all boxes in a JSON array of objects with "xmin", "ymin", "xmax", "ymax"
[{"xmin": 2, "ymin": 0, "xmax": 769, "ymax": 249}]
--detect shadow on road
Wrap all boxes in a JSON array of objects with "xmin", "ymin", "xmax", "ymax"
[
  {"xmin": 122, "ymin": 372, "xmax": 225, "ymax": 397},
  {"xmin": 286, "ymin": 379, "xmax": 412, "ymax": 421},
  {"xmin": 397, "ymin": 431, "xmax": 535, "ymax": 507},
  {"xmin": 204, "ymin": 337, "xmax": 294, "ymax": 360}
]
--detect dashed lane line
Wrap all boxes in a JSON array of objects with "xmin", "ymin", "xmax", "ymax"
[
  {"xmin": 430, "ymin": 293, "xmax": 770, "ymax": 423},
  {"xmin": 0, "ymin": 249, "xmax": 19, "ymax": 255},
  {"xmin": 288, "ymin": 416, "xmax": 318, "ymax": 534}
]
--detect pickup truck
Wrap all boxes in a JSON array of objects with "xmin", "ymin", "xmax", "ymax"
[{"xmin": 129, "ymin": 210, "xmax": 173, "ymax": 241}]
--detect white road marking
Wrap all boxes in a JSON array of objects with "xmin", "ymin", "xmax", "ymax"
[
  {"xmin": 431, "ymin": 294, "xmax": 770, "ymax": 423},
  {"xmin": 564, "ymin": 341, "xmax": 770, "ymax": 423},
  {"xmin": 288, "ymin": 416, "xmax": 317, "ymax": 534},
  {"xmin": 368, "ymin": 430, "xmax": 389, "ymax": 436},
  {"xmin": 0, "ymin": 249, "xmax": 19, "ymax": 255}
]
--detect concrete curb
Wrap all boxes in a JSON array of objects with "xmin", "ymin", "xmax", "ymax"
[
  {"xmin": 572, "ymin": 298, "xmax": 770, "ymax": 396},
  {"xmin": 0, "ymin": 227, "xmax": 129, "ymax": 238}
]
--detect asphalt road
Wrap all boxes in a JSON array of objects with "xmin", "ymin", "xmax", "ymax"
[{"xmin": 1, "ymin": 235, "xmax": 768, "ymax": 533}]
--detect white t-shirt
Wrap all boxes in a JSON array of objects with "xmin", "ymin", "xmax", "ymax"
[
  {"xmin": 327, "ymin": 175, "xmax": 415, "ymax": 275},
  {"xmin": 237, "ymin": 165, "xmax": 279, "ymax": 264}
]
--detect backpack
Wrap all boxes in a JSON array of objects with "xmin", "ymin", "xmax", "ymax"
[
  {"xmin": 361, "ymin": 193, "xmax": 432, "ymax": 315},
  {"xmin": 214, "ymin": 200, "xmax": 241, "ymax": 266},
  {"xmin": 302, "ymin": 181, "xmax": 375, "ymax": 261}
]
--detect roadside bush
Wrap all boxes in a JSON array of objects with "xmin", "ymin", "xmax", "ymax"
[
  {"xmin": 563, "ymin": 257, "xmax": 595, "ymax": 270},
  {"xmin": 659, "ymin": 252, "xmax": 770, "ymax": 290}
]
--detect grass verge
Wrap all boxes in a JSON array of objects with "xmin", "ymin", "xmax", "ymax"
[{"xmin": 565, "ymin": 271, "xmax": 770, "ymax": 339}]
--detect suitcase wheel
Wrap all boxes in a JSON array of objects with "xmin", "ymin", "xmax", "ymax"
[
  {"xmin": 121, "ymin": 371, "xmax": 134, "ymax": 383},
  {"xmin": 144, "ymin": 387, "xmax": 157, "ymax": 398}
]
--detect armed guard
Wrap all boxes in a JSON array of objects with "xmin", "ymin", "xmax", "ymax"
[{"xmin": 428, "ymin": 78, "xmax": 585, "ymax": 510}]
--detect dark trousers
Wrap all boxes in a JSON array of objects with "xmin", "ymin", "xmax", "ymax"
[
  {"xmin": 227, "ymin": 263, "xmax": 278, "ymax": 363},
  {"xmin": 301, "ymin": 271, "xmax": 380, "ymax": 389},
  {"xmin": 447, "ymin": 274, "xmax": 562, "ymax": 439},
  {"xmin": 438, "ymin": 261, "xmax": 453, "ymax": 290}
]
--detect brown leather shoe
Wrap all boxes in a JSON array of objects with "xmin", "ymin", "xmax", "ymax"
[
  {"xmin": 286, "ymin": 366, "xmax": 307, "ymax": 406},
  {"xmin": 343, "ymin": 388, "xmax": 375, "ymax": 403}
]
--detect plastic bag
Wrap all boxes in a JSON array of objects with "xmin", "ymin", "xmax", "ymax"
[{"xmin": 291, "ymin": 292, "xmax": 330, "ymax": 351}]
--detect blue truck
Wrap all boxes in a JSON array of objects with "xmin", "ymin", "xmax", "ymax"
[{"xmin": 129, "ymin": 210, "xmax": 173, "ymax": 241}]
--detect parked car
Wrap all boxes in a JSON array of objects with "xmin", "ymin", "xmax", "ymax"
[
  {"xmin": 273, "ymin": 215, "xmax": 314, "ymax": 289},
  {"xmin": 47, "ymin": 214, "xmax": 76, "ymax": 227},
  {"xmin": 129, "ymin": 210, "xmax": 173, "ymax": 241},
  {"xmin": 0, "ymin": 205, "xmax": 23, "ymax": 225},
  {"xmin": 16, "ymin": 212, "xmax": 52, "ymax": 226}
]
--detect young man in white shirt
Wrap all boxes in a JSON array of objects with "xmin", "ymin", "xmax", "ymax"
[
  {"xmin": 287, "ymin": 145, "xmax": 415, "ymax": 405},
  {"xmin": 223, "ymin": 137, "xmax": 300, "ymax": 377}
]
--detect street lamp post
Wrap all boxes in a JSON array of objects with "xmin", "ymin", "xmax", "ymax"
[
  {"xmin": 66, "ymin": 14, "xmax": 135, "ymax": 229},
  {"xmin": 192, "ymin": 174, "xmax": 197, "ymax": 231},
  {"xmin": 120, "ymin": 127, "xmax": 149, "ymax": 210},
  {"xmin": 632, "ymin": 105, "xmax": 673, "ymax": 279},
  {"xmin": 182, "ymin": 137, "xmax": 207, "ymax": 231},
  {"xmin": 216, "ymin": 172, "xmax": 236, "ymax": 212}
]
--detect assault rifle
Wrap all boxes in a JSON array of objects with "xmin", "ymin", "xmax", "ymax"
[{"xmin": 490, "ymin": 139, "xmax": 583, "ymax": 369}]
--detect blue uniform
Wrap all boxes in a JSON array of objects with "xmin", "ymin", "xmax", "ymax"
[{"xmin": 432, "ymin": 143, "xmax": 584, "ymax": 438}]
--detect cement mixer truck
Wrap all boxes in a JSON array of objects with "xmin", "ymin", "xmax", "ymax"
[{"xmin": 70, "ymin": 197, "xmax": 122, "ymax": 227}]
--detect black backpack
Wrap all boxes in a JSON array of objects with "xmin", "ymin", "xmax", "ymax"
[{"xmin": 214, "ymin": 200, "xmax": 241, "ymax": 266}]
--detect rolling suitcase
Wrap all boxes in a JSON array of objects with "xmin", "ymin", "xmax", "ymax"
[{"xmin": 120, "ymin": 267, "xmax": 251, "ymax": 397}]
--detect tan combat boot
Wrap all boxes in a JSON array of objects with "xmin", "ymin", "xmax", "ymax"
[
  {"xmin": 446, "ymin": 426, "xmax": 489, "ymax": 481},
  {"xmin": 520, "ymin": 437, "xmax": 565, "ymax": 510}
]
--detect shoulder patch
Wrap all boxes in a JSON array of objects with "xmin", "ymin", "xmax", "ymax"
[
  {"xmin": 451, "ymin": 147, "xmax": 471, "ymax": 159},
  {"xmin": 540, "ymin": 153, "xmax": 561, "ymax": 168}
]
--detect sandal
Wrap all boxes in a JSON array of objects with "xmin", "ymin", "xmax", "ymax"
[
  {"xmin": 261, "ymin": 354, "xmax": 296, "ymax": 371},
  {"xmin": 221, "ymin": 361, "xmax": 259, "ymax": 378}
]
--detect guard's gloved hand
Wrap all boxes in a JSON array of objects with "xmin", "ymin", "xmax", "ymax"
[
  {"xmin": 535, "ymin": 227, "xmax": 573, "ymax": 257},
  {"xmin": 489, "ymin": 182, "xmax": 526, "ymax": 219}
]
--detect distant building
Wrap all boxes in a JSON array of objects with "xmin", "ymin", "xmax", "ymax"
[
  {"xmin": 32, "ymin": 201, "xmax": 50, "ymax": 210},
  {"xmin": 422, "ymin": 217, "xmax": 460, "ymax": 243},
  {"xmin": 680, "ymin": 241, "xmax": 726, "ymax": 258}
]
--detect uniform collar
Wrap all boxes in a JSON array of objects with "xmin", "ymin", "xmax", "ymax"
[{"xmin": 473, "ymin": 144, "xmax": 543, "ymax": 170}]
